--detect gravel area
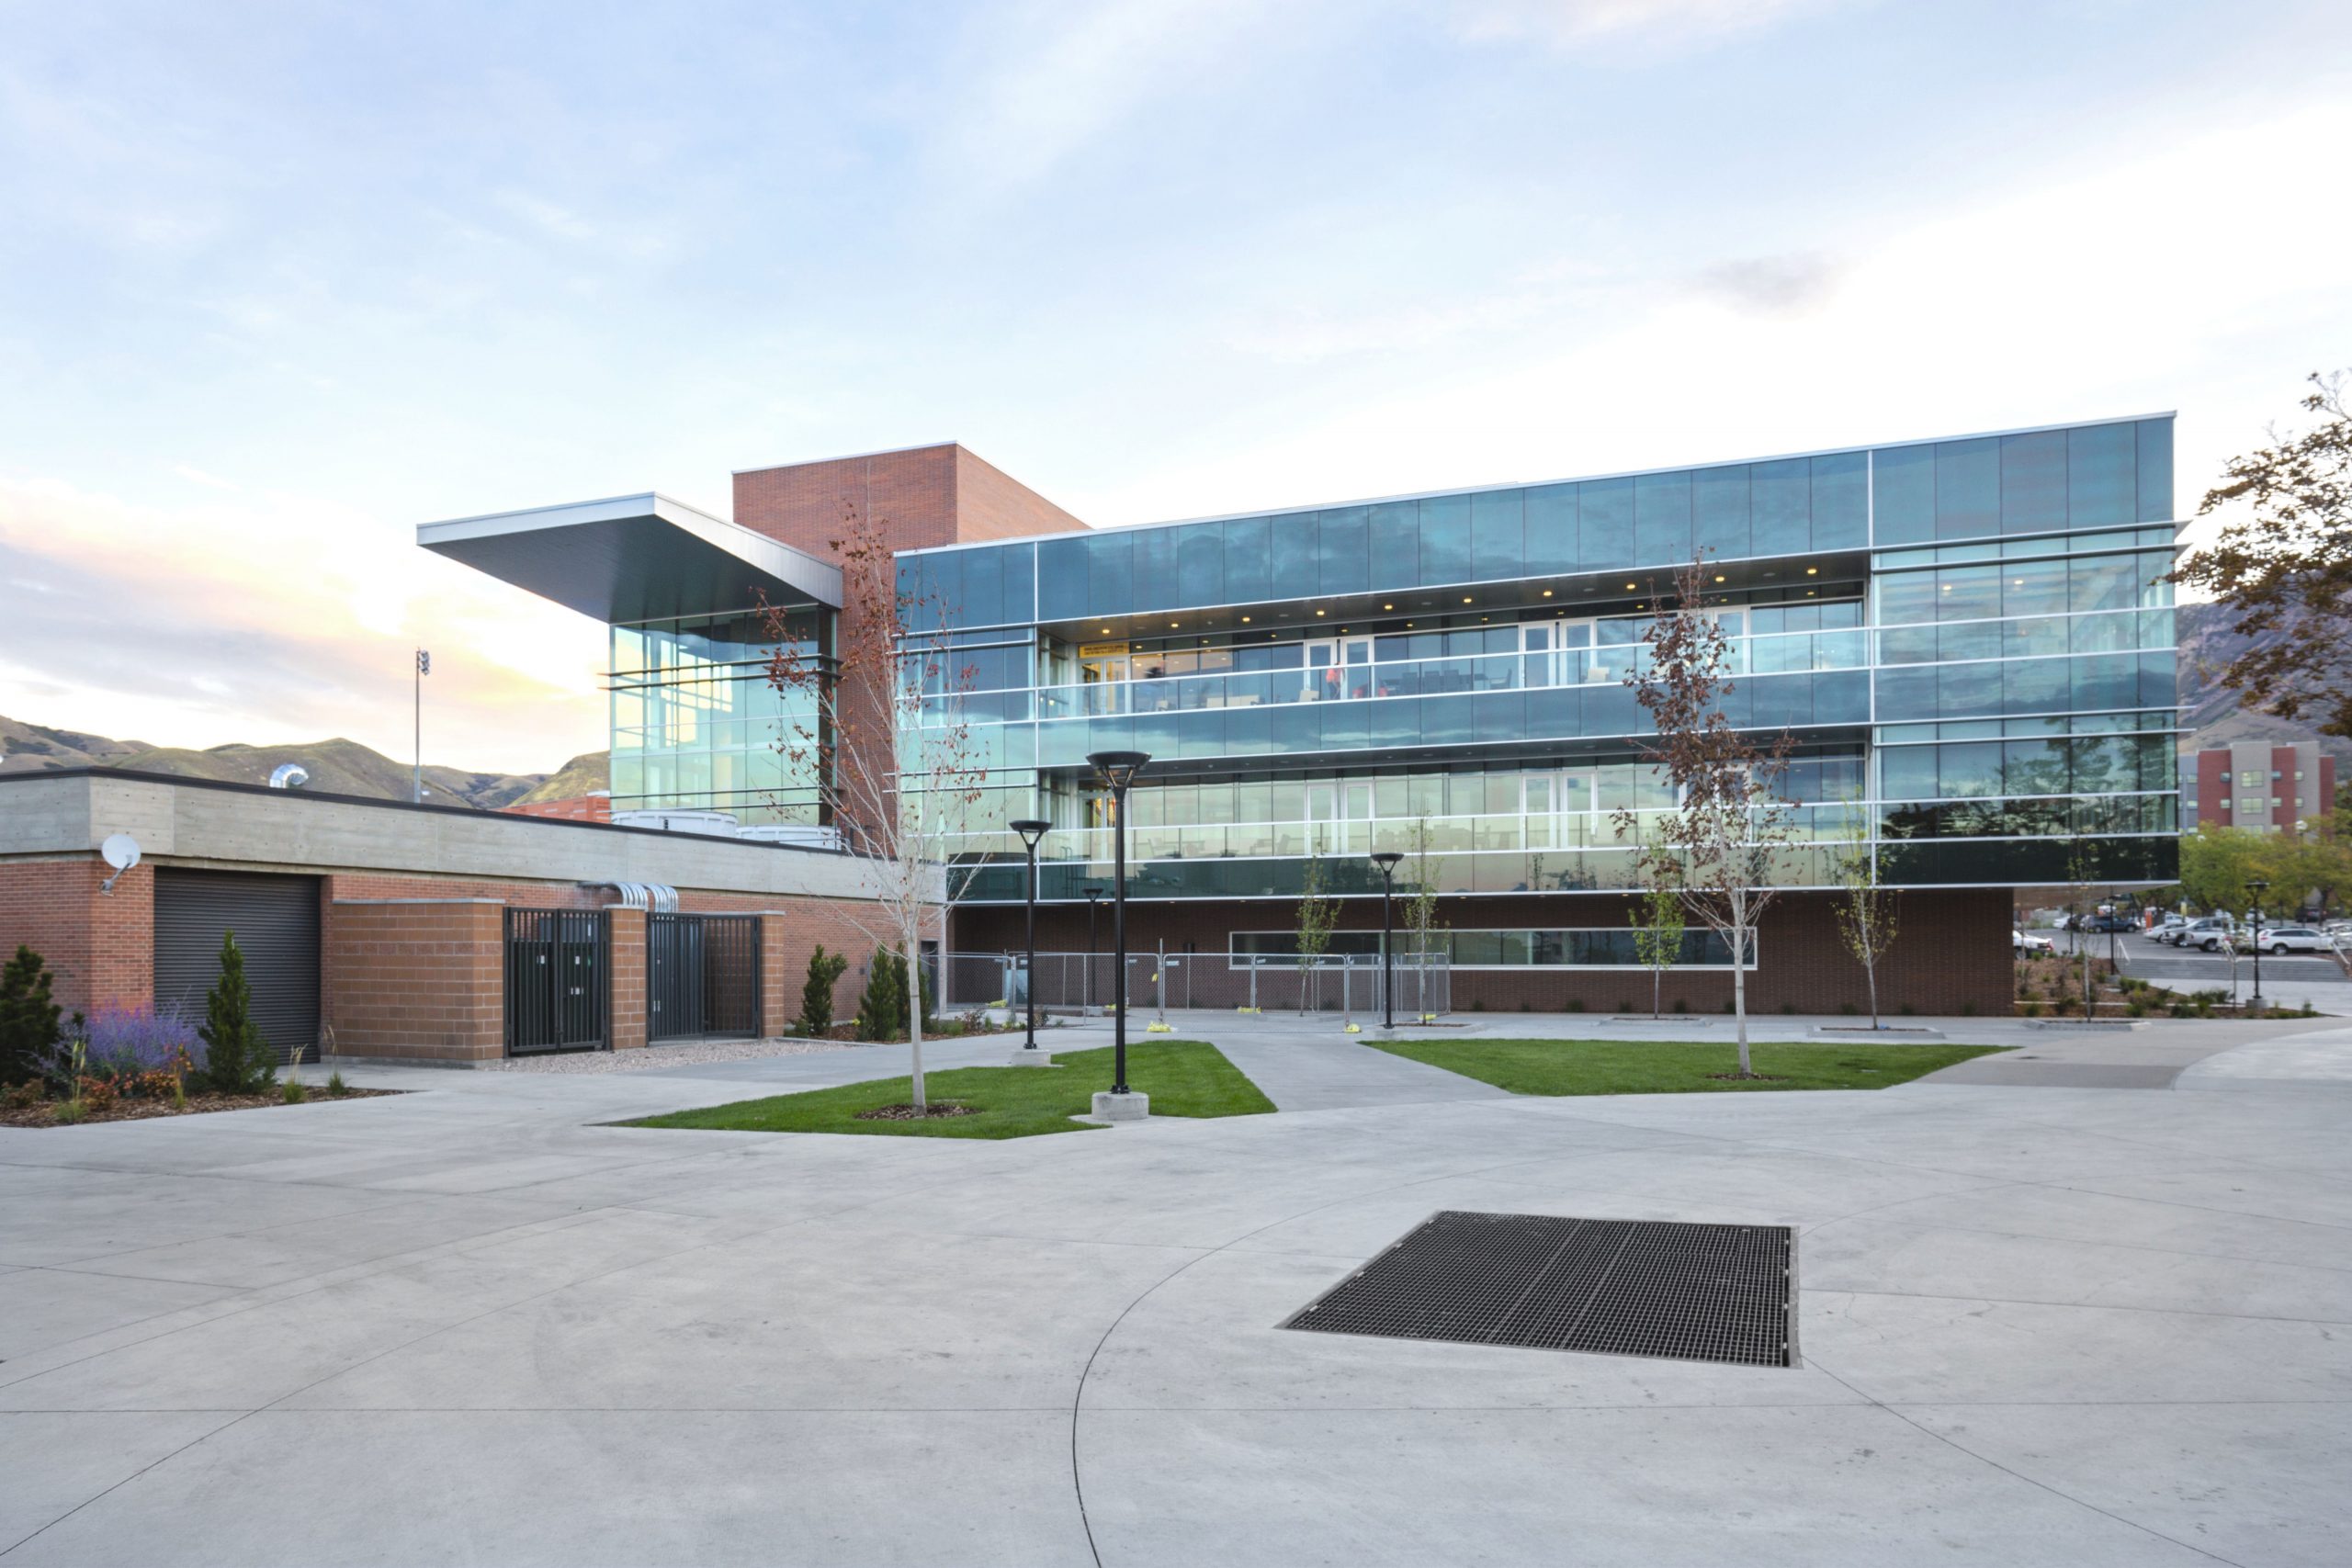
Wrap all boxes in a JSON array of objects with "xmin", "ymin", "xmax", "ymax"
[{"xmin": 470, "ymin": 1036, "xmax": 871, "ymax": 1075}]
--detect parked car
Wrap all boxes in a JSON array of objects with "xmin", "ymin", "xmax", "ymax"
[
  {"xmin": 2227, "ymin": 926, "xmax": 2343, "ymax": 956},
  {"xmin": 2148, "ymin": 914, "xmax": 2189, "ymax": 942},
  {"xmin": 2013, "ymin": 929, "xmax": 2055, "ymax": 953},
  {"xmin": 2179, "ymin": 917, "xmax": 2239, "ymax": 953},
  {"xmin": 2082, "ymin": 913, "xmax": 2135, "ymax": 934}
]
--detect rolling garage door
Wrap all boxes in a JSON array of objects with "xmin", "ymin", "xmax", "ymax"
[{"xmin": 153, "ymin": 869, "xmax": 322, "ymax": 1065}]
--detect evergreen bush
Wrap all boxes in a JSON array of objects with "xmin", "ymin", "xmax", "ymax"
[
  {"xmin": 198, "ymin": 932, "xmax": 277, "ymax": 1094},
  {"xmin": 855, "ymin": 950, "xmax": 905, "ymax": 1042},
  {"xmin": 0, "ymin": 945, "xmax": 62, "ymax": 1088},
  {"xmin": 798, "ymin": 944, "xmax": 849, "ymax": 1039}
]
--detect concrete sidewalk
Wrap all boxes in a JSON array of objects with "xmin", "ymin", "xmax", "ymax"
[{"xmin": 0, "ymin": 1019, "xmax": 2346, "ymax": 1565}]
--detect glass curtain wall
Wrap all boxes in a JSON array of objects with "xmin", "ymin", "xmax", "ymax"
[{"xmin": 608, "ymin": 606, "xmax": 830, "ymax": 827}]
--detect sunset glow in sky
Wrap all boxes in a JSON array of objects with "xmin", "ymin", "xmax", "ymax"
[{"xmin": 3, "ymin": 1, "xmax": 2347, "ymax": 773}]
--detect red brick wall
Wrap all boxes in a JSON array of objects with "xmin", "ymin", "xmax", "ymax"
[
  {"xmin": 609, "ymin": 907, "xmax": 647, "ymax": 1049},
  {"xmin": 2196, "ymin": 751, "xmax": 2227, "ymax": 831},
  {"xmin": 758, "ymin": 908, "xmax": 872, "ymax": 1036},
  {"xmin": 732, "ymin": 443, "xmax": 1087, "ymax": 559},
  {"xmin": 955, "ymin": 888, "xmax": 2014, "ymax": 1017},
  {"xmin": 323, "ymin": 900, "xmax": 504, "ymax": 1062},
  {"xmin": 0, "ymin": 857, "xmax": 153, "ymax": 1020},
  {"xmin": 501, "ymin": 795, "xmax": 611, "ymax": 823}
]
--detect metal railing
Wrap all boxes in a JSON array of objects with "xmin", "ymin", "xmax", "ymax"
[{"xmin": 933, "ymin": 949, "xmax": 1452, "ymax": 1021}]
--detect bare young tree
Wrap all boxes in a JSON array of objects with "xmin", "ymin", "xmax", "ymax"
[
  {"xmin": 1403, "ymin": 817, "xmax": 1446, "ymax": 1019},
  {"xmin": 763, "ymin": 509, "xmax": 986, "ymax": 1111},
  {"xmin": 1622, "ymin": 559, "xmax": 1799, "ymax": 1076},
  {"xmin": 1629, "ymin": 821, "xmax": 1684, "ymax": 1020},
  {"xmin": 1831, "ymin": 800, "xmax": 1899, "ymax": 1029},
  {"xmin": 1295, "ymin": 832, "xmax": 1340, "ymax": 1016}
]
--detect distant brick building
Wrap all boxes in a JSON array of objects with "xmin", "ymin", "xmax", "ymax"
[
  {"xmin": 503, "ymin": 792, "xmax": 611, "ymax": 823},
  {"xmin": 2183, "ymin": 741, "xmax": 2335, "ymax": 836}
]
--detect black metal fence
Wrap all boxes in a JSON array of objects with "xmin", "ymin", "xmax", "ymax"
[
  {"xmin": 649, "ymin": 913, "xmax": 762, "ymax": 1042},
  {"xmin": 504, "ymin": 908, "xmax": 609, "ymax": 1054}
]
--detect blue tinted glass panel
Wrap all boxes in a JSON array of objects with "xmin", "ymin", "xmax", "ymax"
[
  {"xmin": 1039, "ymin": 536, "xmax": 1088, "ymax": 620},
  {"xmin": 997, "ymin": 542, "xmax": 1035, "ymax": 624},
  {"xmin": 2135, "ymin": 418, "xmax": 2174, "ymax": 522},
  {"xmin": 1269, "ymin": 512, "xmax": 1318, "ymax": 599},
  {"xmin": 1871, "ymin": 445, "xmax": 1934, "ymax": 545},
  {"xmin": 1419, "ymin": 494, "xmax": 1472, "ymax": 584},
  {"xmin": 1584, "ymin": 684, "xmax": 1641, "ymax": 736},
  {"xmin": 961, "ymin": 547, "xmax": 1001, "ymax": 626},
  {"xmin": 1523, "ymin": 484, "xmax": 1577, "ymax": 576},
  {"xmin": 1691, "ymin": 466, "xmax": 1749, "ymax": 562},
  {"xmin": 2067, "ymin": 423, "xmax": 2136, "ymax": 528},
  {"xmin": 1815, "ymin": 670, "xmax": 1870, "ymax": 722},
  {"xmin": 1751, "ymin": 458, "xmax": 1809, "ymax": 555},
  {"xmin": 1881, "ymin": 746, "xmax": 1937, "ymax": 799},
  {"xmin": 1133, "ymin": 526, "xmax": 1177, "ymax": 612},
  {"xmin": 1936, "ymin": 438, "xmax": 1999, "ymax": 538},
  {"xmin": 1087, "ymin": 531, "xmax": 1133, "ymax": 615},
  {"xmin": 1809, "ymin": 452, "xmax": 1867, "ymax": 550},
  {"xmin": 1224, "ymin": 516, "xmax": 1271, "ymax": 604},
  {"xmin": 1369, "ymin": 502, "xmax": 1419, "ymax": 589},
  {"xmin": 1634, "ymin": 471, "xmax": 1692, "ymax": 568},
  {"xmin": 1939, "ymin": 740, "xmax": 2003, "ymax": 797},
  {"xmin": 1876, "ymin": 665, "xmax": 1935, "ymax": 718},
  {"xmin": 1939, "ymin": 661, "xmax": 2001, "ymax": 717},
  {"xmin": 2003, "ymin": 657, "xmax": 2067, "ymax": 715},
  {"xmin": 1875, "ymin": 570, "xmax": 1935, "ymax": 624},
  {"xmin": 1175, "ymin": 525, "xmax": 1222, "ymax": 608},
  {"xmin": 1320, "ymin": 505, "xmax": 1369, "ymax": 594},
  {"xmin": 2001, "ymin": 431, "xmax": 2068, "ymax": 534},
  {"xmin": 2003, "ymin": 739, "xmax": 2069, "ymax": 793},
  {"xmin": 1471, "ymin": 491, "xmax": 1524, "ymax": 581},
  {"xmin": 1577, "ymin": 479, "xmax": 1633, "ymax": 570},
  {"xmin": 2074, "ymin": 654, "xmax": 2136, "ymax": 711},
  {"xmin": 2138, "ymin": 650, "xmax": 2177, "ymax": 709}
]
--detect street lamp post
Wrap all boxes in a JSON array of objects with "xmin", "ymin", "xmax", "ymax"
[
  {"xmin": 1370, "ymin": 851, "xmax": 1402, "ymax": 1030},
  {"xmin": 1088, "ymin": 750, "xmax": 1152, "ymax": 1122},
  {"xmin": 1082, "ymin": 884, "xmax": 1105, "ymax": 1015},
  {"xmin": 1011, "ymin": 819, "xmax": 1049, "ymax": 1052},
  {"xmin": 2248, "ymin": 878, "xmax": 2270, "ymax": 1012}
]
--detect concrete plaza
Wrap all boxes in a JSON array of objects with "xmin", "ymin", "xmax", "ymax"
[{"xmin": 2, "ymin": 1014, "xmax": 2347, "ymax": 1566}]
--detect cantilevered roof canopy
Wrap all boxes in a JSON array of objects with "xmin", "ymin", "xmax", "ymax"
[{"xmin": 418, "ymin": 493, "xmax": 842, "ymax": 623}]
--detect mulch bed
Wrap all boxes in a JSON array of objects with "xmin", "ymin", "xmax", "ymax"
[
  {"xmin": 853, "ymin": 1101, "xmax": 978, "ymax": 1122},
  {"xmin": 0, "ymin": 1087, "xmax": 400, "ymax": 1128}
]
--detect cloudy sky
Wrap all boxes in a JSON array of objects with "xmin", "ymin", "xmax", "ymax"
[{"xmin": 2, "ymin": 0, "xmax": 2346, "ymax": 774}]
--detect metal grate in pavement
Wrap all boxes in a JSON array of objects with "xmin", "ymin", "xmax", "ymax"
[{"xmin": 1282, "ymin": 1210, "xmax": 1793, "ymax": 1368}]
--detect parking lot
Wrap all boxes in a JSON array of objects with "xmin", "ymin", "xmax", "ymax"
[{"xmin": 2050, "ymin": 928, "xmax": 2352, "ymax": 1015}]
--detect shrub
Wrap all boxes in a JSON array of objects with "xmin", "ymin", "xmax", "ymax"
[
  {"xmin": 2053, "ymin": 995, "xmax": 2075, "ymax": 1015},
  {"xmin": 1470, "ymin": 998, "xmax": 1488, "ymax": 1012},
  {"xmin": 855, "ymin": 950, "xmax": 905, "ymax": 1042},
  {"xmin": 798, "ymin": 945, "xmax": 849, "ymax": 1039},
  {"xmin": 1961, "ymin": 1000, "xmax": 1978, "ymax": 1017},
  {"xmin": 66, "ymin": 1005, "xmax": 199, "ymax": 1083},
  {"xmin": 2127, "ymin": 1000, "xmax": 2147, "ymax": 1018},
  {"xmin": 51, "ymin": 1100, "xmax": 85, "ymax": 1125},
  {"xmin": 1672, "ymin": 998, "xmax": 1690, "ymax": 1015},
  {"xmin": 0, "ymin": 945, "xmax": 62, "ymax": 1089},
  {"xmin": 198, "ymin": 932, "xmax": 277, "ymax": 1094},
  {"xmin": 327, "ymin": 1070, "xmax": 350, "ymax": 1097},
  {"xmin": 1517, "ymin": 999, "xmax": 1532, "ymax": 1012},
  {"xmin": 2, "ymin": 1079, "xmax": 42, "ymax": 1111},
  {"xmin": 2167, "ymin": 1001, "xmax": 2189, "ymax": 1019},
  {"xmin": 1899, "ymin": 1002, "xmax": 1917, "ymax": 1016},
  {"xmin": 281, "ymin": 1077, "xmax": 307, "ymax": 1104},
  {"xmin": 1839, "ymin": 1002, "xmax": 1859, "ymax": 1016},
  {"xmin": 1614, "ymin": 999, "xmax": 1630, "ymax": 1013},
  {"xmin": 77, "ymin": 1077, "xmax": 118, "ymax": 1115},
  {"xmin": 2022, "ymin": 1000, "xmax": 2042, "ymax": 1017},
  {"xmin": 1779, "ymin": 1001, "xmax": 1797, "ymax": 1014},
  {"xmin": 1566, "ymin": 998, "xmax": 1585, "ymax": 1013}
]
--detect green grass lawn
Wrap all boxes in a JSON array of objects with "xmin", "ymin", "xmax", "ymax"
[
  {"xmin": 1363, "ymin": 1036, "xmax": 2007, "ymax": 1096},
  {"xmin": 626, "ymin": 1040, "xmax": 1275, "ymax": 1139}
]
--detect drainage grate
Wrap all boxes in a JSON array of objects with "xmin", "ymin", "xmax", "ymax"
[{"xmin": 1283, "ymin": 1211, "xmax": 1794, "ymax": 1368}]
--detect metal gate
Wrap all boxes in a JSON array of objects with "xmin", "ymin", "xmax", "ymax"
[
  {"xmin": 154, "ymin": 869, "xmax": 322, "ymax": 1065},
  {"xmin": 649, "ymin": 913, "xmax": 761, "ymax": 1043},
  {"xmin": 505, "ymin": 908, "xmax": 609, "ymax": 1055}
]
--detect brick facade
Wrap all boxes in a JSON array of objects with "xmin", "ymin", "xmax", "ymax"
[
  {"xmin": 323, "ymin": 900, "xmax": 505, "ymax": 1062},
  {"xmin": 955, "ymin": 887, "xmax": 2014, "ymax": 1018},
  {"xmin": 731, "ymin": 443, "xmax": 1087, "ymax": 559},
  {"xmin": 0, "ymin": 857, "xmax": 153, "ymax": 1020}
]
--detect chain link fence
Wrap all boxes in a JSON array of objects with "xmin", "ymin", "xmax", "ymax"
[{"xmin": 935, "ymin": 950, "xmax": 1451, "ymax": 1021}]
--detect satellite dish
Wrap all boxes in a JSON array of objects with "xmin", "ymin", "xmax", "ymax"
[
  {"xmin": 99, "ymin": 833, "xmax": 141, "ymax": 895},
  {"xmin": 269, "ymin": 762, "xmax": 310, "ymax": 790}
]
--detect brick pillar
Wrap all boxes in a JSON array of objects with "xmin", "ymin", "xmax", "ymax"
[
  {"xmin": 759, "ymin": 912, "xmax": 791, "ymax": 1038},
  {"xmin": 609, "ymin": 907, "xmax": 647, "ymax": 1049}
]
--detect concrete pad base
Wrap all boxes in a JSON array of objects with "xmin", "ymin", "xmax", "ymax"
[
  {"xmin": 1006, "ymin": 1048, "xmax": 1057, "ymax": 1066},
  {"xmin": 1091, "ymin": 1089, "xmax": 1149, "ymax": 1122}
]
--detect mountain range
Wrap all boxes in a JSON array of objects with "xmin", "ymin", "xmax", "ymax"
[{"xmin": 0, "ymin": 714, "xmax": 607, "ymax": 810}]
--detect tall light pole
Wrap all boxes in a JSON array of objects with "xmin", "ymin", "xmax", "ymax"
[
  {"xmin": 1088, "ymin": 750, "xmax": 1151, "ymax": 1118},
  {"xmin": 1082, "ymin": 884, "xmax": 1105, "ymax": 1014},
  {"xmin": 413, "ymin": 649, "xmax": 431, "ymax": 803},
  {"xmin": 1011, "ymin": 819, "xmax": 1049, "ymax": 1051},
  {"xmin": 1371, "ymin": 851, "xmax": 1402, "ymax": 1030},
  {"xmin": 2248, "ymin": 877, "xmax": 2269, "ymax": 1011}
]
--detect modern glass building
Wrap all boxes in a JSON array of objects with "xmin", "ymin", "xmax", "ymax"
[{"xmin": 424, "ymin": 421, "xmax": 2181, "ymax": 1013}]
